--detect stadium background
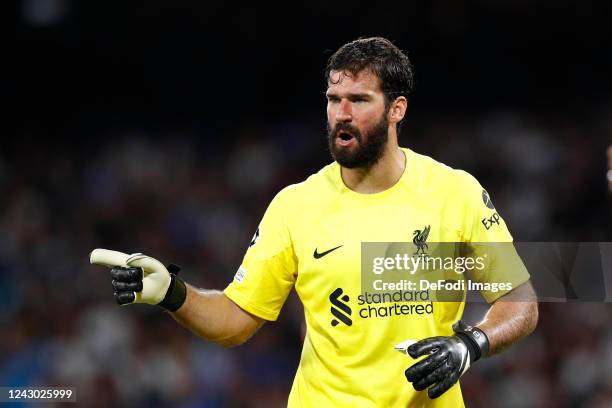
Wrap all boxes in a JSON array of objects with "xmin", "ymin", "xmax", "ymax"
[{"xmin": 4, "ymin": 1, "xmax": 612, "ymax": 407}]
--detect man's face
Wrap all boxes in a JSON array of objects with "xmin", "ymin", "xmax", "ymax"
[{"xmin": 326, "ymin": 69, "xmax": 389, "ymax": 168}]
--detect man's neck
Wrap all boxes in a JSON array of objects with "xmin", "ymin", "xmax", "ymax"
[{"xmin": 340, "ymin": 144, "xmax": 406, "ymax": 194}]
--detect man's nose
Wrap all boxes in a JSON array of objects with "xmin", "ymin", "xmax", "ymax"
[{"xmin": 336, "ymin": 99, "xmax": 352, "ymax": 122}]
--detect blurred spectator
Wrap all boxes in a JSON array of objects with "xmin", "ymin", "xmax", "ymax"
[{"xmin": 607, "ymin": 145, "xmax": 612, "ymax": 193}]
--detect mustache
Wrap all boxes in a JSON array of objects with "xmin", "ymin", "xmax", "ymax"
[{"xmin": 329, "ymin": 122, "xmax": 362, "ymax": 142}]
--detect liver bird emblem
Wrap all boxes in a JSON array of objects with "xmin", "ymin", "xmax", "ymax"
[{"xmin": 413, "ymin": 225, "xmax": 431, "ymax": 255}]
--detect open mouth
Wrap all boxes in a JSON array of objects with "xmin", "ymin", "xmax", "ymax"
[{"xmin": 336, "ymin": 130, "xmax": 356, "ymax": 146}]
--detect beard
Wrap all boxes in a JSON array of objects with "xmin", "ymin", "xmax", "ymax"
[{"xmin": 327, "ymin": 113, "xmax": 389, "ymax": 169}]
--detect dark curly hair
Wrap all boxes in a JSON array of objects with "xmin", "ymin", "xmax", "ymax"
[{"xmin": 325, "ymin": 37, "xmax": 414, "ymax": 108}]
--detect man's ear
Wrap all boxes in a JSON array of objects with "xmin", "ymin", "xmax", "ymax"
[{"xmin": 388, "ymin": 96, "xmax": 408, "ymax": 125}]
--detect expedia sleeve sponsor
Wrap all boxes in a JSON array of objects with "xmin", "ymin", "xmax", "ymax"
[
  {"xmin": 224, "ymin": 188, "xmax": 297, "ymax": 321},
  {"xmin": 454, "ymin": 171, "xmax": 513, "ymax": 242},
  {"xmin": 452, "ymin": 172, "xmax": 531, "ymax": 302}
]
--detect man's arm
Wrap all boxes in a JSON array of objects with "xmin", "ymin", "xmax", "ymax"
[
  {"xmin": 171, "ymin": 286, "xmax": 265, "ymax": 348},
  {"xmin": 476, "ymin": 280, "xmax": 538, "ymax": 355},
  {"xmin": 90, "ymin": 249, "xmax": 265, "ymax": 348}
]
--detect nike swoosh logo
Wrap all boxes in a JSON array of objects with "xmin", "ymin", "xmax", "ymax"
[{"xmin": 313, "ymin": 245, "xmax": 343, "ymax": 259}]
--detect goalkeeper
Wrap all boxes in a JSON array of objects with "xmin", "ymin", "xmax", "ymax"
[{"xmin": 91, "ymin": 37, "xmax": 538, "ymax": 407}]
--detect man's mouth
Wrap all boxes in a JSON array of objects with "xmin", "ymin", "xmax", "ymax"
[{"xmin": 336, "ymin": 130, "xmax": 356, "ymax": 147}]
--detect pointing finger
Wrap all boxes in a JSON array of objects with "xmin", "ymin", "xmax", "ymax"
[{"xmin": 90, "ymin": 248, "xmax": 130, "ymax": 267}]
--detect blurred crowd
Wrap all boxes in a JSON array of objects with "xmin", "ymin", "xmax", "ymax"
[{"xmin": 0, "ymin": 108, "xmax": 611, "ymax": 407}]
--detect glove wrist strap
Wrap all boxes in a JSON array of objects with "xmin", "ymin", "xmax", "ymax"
[
  {"xmin": 453, "ymin": 320, "xmax": 490, "ymax": 362},
  {"xmin": 159, "ymin": 266, "xmax": 187, "ymax": 312}
]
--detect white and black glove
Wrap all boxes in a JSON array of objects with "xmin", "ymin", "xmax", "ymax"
[
  {"xmin": 90, "ymin": 249, "xmax": 187, "ymax": 311},
  {"xmin": 400, "ymin": 321, "xmax": 490, "ymax": 399}
]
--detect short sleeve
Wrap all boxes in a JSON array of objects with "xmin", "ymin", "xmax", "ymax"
[
  {"xmin": 456, "ymin": 171, "xmax": 530, "ymax": 302},
  {"xmin": 224, "ymin": 188, "xmax": 297, "ymax": 321},
  {"xmin": 456, "ymin": 170, "xmax": 513, "ymax": 243}
]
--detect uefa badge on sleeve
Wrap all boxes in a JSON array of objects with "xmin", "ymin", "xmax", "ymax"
[{"xmin": 234, "ymin": 266, "xmax": 247, "ymax": 283}]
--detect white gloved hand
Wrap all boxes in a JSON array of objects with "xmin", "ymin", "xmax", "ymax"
[{"xmin": 90, "ymin": 248, "xmax": 184, "ymax": 309}]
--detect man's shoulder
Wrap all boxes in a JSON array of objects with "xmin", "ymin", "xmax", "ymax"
[
  {"xmin": 275, "ymin": 161, "xmax": 341, "ymax": 200},
  {"xmin": 404, "ymin": 148, "xmax": 481, "ymax": 194}
]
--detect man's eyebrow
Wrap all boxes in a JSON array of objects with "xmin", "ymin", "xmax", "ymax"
[
  {"xmin": 325, "ymin": 92, "xmax": 373, "ymax": 99},
  {"xmin": 348, "ymin": 93, "xmax": 372, "ymax": 99}
]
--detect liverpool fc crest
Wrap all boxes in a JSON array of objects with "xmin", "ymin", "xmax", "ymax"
[{"xmin": 413, "ymin": 225, "xmax": 431, "ymax": 255}]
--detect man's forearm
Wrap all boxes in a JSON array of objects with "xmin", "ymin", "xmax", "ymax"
[
  {"xmin": 171, "ymin": 285, "xmax": 264, "ymax": 348},
  {"xmin": 476, "ymin": 281, "xmax": 539, "ymax": 355}
]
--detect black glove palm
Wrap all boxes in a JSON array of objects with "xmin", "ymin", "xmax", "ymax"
[
  {"xmin": 404, "ymin": 336, "xmax": 470, "ymax": 399},
  {"xmin": 404, "ymin": 321, "xmax": 489, "ymax": 399}
]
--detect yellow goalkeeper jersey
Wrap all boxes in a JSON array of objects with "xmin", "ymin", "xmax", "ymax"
[{"xmin": 224, "ymin": 147, "xmax": 530, "ymax": 408}]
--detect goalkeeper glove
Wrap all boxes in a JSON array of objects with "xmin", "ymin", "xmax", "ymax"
[
  {"xmin": 401, "ymin": 321, "xmax": 490, "ymax": 399},
  {"xmin": 89, "ymin": 248, "xmax": 187, "ymax": 311}
]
